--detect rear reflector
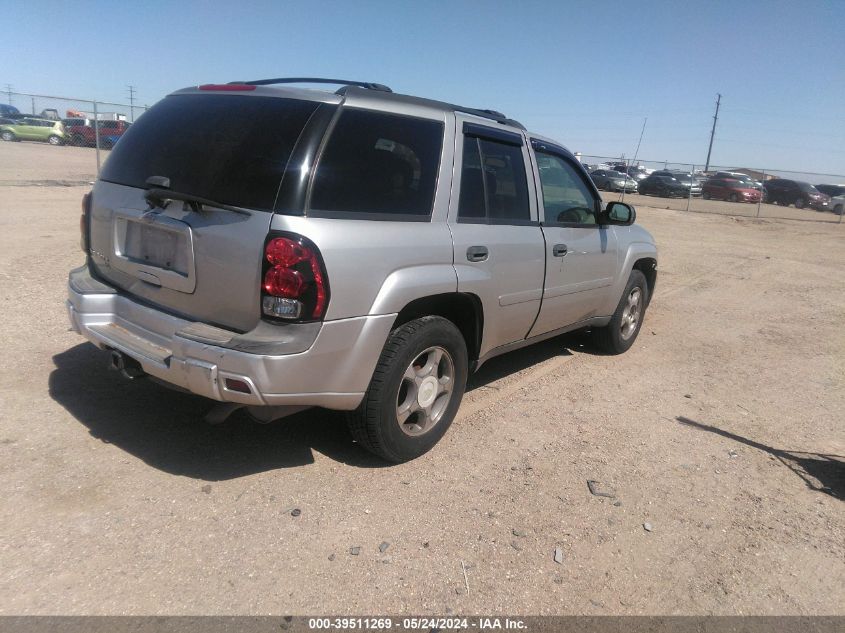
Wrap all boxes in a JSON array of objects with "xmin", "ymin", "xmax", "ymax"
[
  {"xmin": 198, "ymin": 84, "xmax": 257, "ymax": 91},
  {"xmin": 224, "ymin": 378, "xmax": 252, "ymax": 394}
]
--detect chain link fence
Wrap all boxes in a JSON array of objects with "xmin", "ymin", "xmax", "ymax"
[
  {"xmin": 1, "ymin": 89, "xmax": 842, "ymax": 225},
  {"xmin": 1, "ymin": 90, "xmax": 147, "ymax": 176},
  {"xmin": 577, "ymin": 154, "xmax": 844, "ymax": 224}
]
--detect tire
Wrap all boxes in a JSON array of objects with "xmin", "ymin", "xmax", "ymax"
[
  {"xmin": 592, "ymin": 270, "xmax": 648, "ymax": 355},
  {"xmin": 1, "ymin": 131, "xmax": 15, "ymax": 142},
  {"xmin": 48, "ymin": 135, "xmax": 62, "ymax": 146},
  {"xmin": 834, "ymin": 204, "xmax": 844, "ymax": 216},
  {"xmin": 347, "ymin": 316, "xmax": 468, "ymax": 463},
  {"xmin": 702, "ymin": 192, "xmax": 710, "ymax": 200},
  {"xmin": 794, "ymin": 197, "xmax": 805, "ymax": 209},
  {"xmin": 728, "ymin": 193, "xmax": 738, "ymax": 202}
]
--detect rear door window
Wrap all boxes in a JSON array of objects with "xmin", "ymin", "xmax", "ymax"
[
  {"xmin": 458, "ymin": 135, "xmax": 530, "ymax": 223},
  {"xmin": 309, "ymin": 108, "xmax": 443, "ymax": 219},
  {"xmin": 99, "ymin": 94, "xmax": 322, "ymax": 211}
]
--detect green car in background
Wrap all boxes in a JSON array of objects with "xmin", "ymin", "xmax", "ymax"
[{"xmin": 0, "ymin": 118, "xmax": 67, "ymax": 145}]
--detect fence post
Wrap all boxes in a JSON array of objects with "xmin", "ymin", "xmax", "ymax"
[
  {"xmin": 686, "ymin": 164, "xmax": 693, "ymax": 212},
  {"xmin": 93, "ymin": 101, "xmax": 101, "ymax": 174},
  {"xmin": 756, "ymin": 170, "xmax": 764, "ymax": 218}
]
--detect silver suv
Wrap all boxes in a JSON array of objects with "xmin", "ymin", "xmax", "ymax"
[{"xmin": 67, "ymin": 77, "xmax": 658, "ymax": 462}]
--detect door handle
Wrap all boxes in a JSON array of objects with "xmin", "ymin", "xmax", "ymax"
[
  {"xmin": 553, "ymin": 244, "xmax": 568, "ymax": 257},
  {"xmin": 466, "ymin": 245, "xmax": 489, "ymax": 262}
]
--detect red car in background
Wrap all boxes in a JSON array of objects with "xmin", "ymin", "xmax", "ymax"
[
  {"xmin": 62, "ymin": 117, "xmax": 96, "ymax": 146},
  {"xmin": 702, "ymin": 177, "xmax": 762, "ymax": 203},
  {"xmin": 61, "ymin": 118, "xmax": 131, "ymax": 148}
]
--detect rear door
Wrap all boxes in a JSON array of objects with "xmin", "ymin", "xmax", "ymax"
[
  {"xmin": 87, "ymin": 91, "xmax": 334, "ymax": 332},
  {"xmin": 448, "ymin": 116, "xmax": 545, "ymax": 358},
  {"xmin": 528, "ymin": 140, "xmax": 617, "ymax": 337}
]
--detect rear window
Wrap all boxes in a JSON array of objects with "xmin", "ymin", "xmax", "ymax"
[
  {"xmin": 309, "ymin": 108, "xmax": 443, "ymax": 218},
  {"xmin": 100, "ymin": 94, "xmax": 322, "ymax": 211}
]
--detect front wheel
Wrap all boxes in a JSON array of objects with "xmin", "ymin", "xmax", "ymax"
[
  {"xmin": 794, "ymin": 197, "xmax": 805, "ymax": 209},
  {"xmin": 347, "ymin": 316, "xmax": 468, "ymax": 463},
  {"xmin": 834, "ymin": 204, "xmax": 844, "ymax": 216},
  {"xmin": 47, "ymin": 135, "xmax": 62, "ymax": 146},
  {"xmin": 592, "ymin": 270, "xmax": 649, "ymax": 354},
  {"xmin": 1, "ymin": 131, "xmax": 15, "ymax": 142}
]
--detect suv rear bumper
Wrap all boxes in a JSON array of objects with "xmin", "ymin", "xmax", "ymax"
[{"xmin": 67, "ymin": 266, "xmax": 395, "ymax": 410}]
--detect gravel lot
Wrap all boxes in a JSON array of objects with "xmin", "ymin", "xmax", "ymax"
[{"xmin": 0, "ymin": 142, "xmax": 843, "ymax": 615}]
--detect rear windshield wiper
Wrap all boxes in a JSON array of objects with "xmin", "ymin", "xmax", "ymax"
[{"xmin": 144, "ymin": 188, "xmax": 252, "ymax": 216}]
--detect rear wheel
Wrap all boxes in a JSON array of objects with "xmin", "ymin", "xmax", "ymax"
[
  {"xmin": 702, "ymin": 192, "xmax": 710, "ymax": 200},
  {"xmin": 47, "ymin": 134, "xmax": 62, "ymax": 146},
  {"xmin": 347, "ymin": 316, "xmax": 468, "ymax": 463},
  {"xmin": 1, "ymin": 131, "xmax": 15, "ymax": 142},
  {"xmin": 592, "ymin": 270, "xmax": 648, "ymax": 355}
]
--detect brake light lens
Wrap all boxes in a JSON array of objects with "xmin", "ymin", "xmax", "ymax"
[
  {"xmin": 261, "ymin": 234, "xmax": 329, "ymax": 321},
  {"xmin": 80, "ymin": 192, "xmax": 91, "ymax": 253}
]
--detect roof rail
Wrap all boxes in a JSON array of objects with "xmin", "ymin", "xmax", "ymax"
[
  {"xmin": 232, "ymin": 77, "xmax": 393, "ymax": 92},
  {"xmin": 452, "ymin": 105, "xmax": 525, "ymax": 130}
]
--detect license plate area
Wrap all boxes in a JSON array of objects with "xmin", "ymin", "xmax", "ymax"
[{"xmin": 112, "ymin": 211, "xmax": 197, "ymax": 293}]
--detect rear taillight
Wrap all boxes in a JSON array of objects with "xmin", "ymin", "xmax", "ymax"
[
  {"xmin": 80, "ymin": 192, "xmax": 91, "ymax": 253},
  {"xmin": 261, "ymin": 233, "xmax": 329, "ymax": 321}
]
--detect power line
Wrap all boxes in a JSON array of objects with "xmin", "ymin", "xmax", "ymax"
[{"xmin": 704, "ymin": 93, "xmax": 721, "ymax": 172}]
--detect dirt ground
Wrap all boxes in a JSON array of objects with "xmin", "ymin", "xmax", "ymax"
[{"xmin": 0, "ymin": 141, "xmax": 843, "ymax": 615}]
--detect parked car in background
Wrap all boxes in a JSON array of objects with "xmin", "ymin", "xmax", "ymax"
[
  {"xmin": 762, "ymin": 178, "xmax": 830, "ymax": 211},
  {"xmin": 637, "ymin": 174, "xmax": 691, "ymax": 198},
  {"xmin": 649, "ymin": 170, "xmax": 702, "ymax": 196},
  {"xmin": 590, "ymin": 169, "xmax": 638, "ymax": 192},
  {"xmin": 702, "ymin": 178, "xmax": 762, "ymax": 203},
  {"xmin": 0, "ymin": 117, "xmax": 16, "ymax": 125},
  {"xmin": 613, "ymin": 165, "xmax": 650, "ymax": 181},
  {"xmin": 714, "ymin": 171, "xmax": 762, "ymax": 190},
  {"xmin": 0, "ymin": 104, "xmax": 20, "ymax": 118},
  {"xmin": 0, "ymin": 118, "xmax": 66, "ymax": 145},
  {"xmin": 63, "ymin": 117, "xmax": 97, "ymax": 146},
  {"xmin": 95, "ymin": 120, "xmax": 131, "ymax": 146},
  {"xmin": 815, "ymin": 184, "xmax": 845, "ymax": 215}
]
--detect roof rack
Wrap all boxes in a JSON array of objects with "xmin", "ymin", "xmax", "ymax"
[
  {"xmin": 232, "ymin": 77, "xmax": 393, "ymax": 92},
  {"xmin": 452, "ymin": 106, "xmax": 525, "ymax": 130},
  {"xmin": 227, "ymin": 78, "xmax": 524, "ymax": 129}
]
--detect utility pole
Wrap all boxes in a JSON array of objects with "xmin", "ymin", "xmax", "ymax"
[
  {"xmin": 704, "ymin": 93, "xmax": 721, "ymax": 172},
  {"xmin": 127, "ymin": 85, "xmax": 136, "ymax": 121},
  {"xmin": 4, "ymin": 84, "xmax": 12, "ymax": 105}
]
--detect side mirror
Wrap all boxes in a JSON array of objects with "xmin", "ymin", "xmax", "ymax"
[{"xmin": 604, "ymin": 201, "xmax": 636, "ymax": 226}]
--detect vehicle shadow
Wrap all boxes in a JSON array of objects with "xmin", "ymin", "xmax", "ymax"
[
  {"xmin": 677, "ymin": 416, "xmax": 845, "ymax": 501},
  {"xmin": 49, "ymin": 343, "xmax": 386, "ymax": 479},
  {"xmin": 50, "ymin": 333, "xmax": 587, "ymax": 480}
]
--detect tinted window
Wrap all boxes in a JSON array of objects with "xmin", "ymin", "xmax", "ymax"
[
  {"xmin": 535, "ymin": 151, "xmax": 597, "ymax": 225},
  {"xmin": 310, "ymin": 109, "xmax": 443, "ymax": 217},
  {"xmin": 458, "ymin": 136, "xmax": 530, "ymax": 222},
  {"xmin": 100, "ymin": 94, "xmax": 321, "ymax": 211}
]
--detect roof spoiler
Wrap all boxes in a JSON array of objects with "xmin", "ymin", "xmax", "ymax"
[{"xmin": 231, "ymin": 77, "xmax": 393, "ymax": 92}]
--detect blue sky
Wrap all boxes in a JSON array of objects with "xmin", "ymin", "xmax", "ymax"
[{"xmin": 2, "ymin": 0, "xmax": 844, "ymax": 174}]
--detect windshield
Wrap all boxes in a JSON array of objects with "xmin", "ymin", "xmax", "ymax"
[
  {"xmin": 798, "ymin": 182, "xmax": 819, "ymax": 193},
  {"xmin": 99, "ymin": 94, "xmax": 323, "ymax": 211}
]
